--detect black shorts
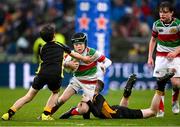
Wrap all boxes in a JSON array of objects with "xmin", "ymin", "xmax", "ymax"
[
  {"xmin": 32, "ymin": 74, "xmax": 62, "ymax": 92},
  {"xmin": 111, "ymin": 105, "xmax": 143, "ymax": 119}
]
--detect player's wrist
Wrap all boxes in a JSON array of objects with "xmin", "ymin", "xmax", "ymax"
[
  {"xmin": 148, "ymin": 55, "xmax": 153, "ymax": 58},
  {"xmin": 174, "ymin": 50, "xmax": 179, "ymax": 56}
]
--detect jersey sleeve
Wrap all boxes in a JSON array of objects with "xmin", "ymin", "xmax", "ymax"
[
  {"xmin": 101, "ymin": 57, "xmax": 112, "ymax": 69},
  {"xmin": 89, "ymin": 49, "xmax": 105, "ymax": 62},
  {"xmin": 152, "ymin": 22, "xmax": 158, "ymax": 38},
  {"xmin": 56, "ymin": 42, "xmax": 71, "ymax": 54}
]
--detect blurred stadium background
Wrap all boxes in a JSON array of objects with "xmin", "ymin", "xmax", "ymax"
[
  {"xmin": 0, "ymin": 0, "xmax": 179, "ymax": 90},
  {"xmin": 0, "ymin": 0, "xmax": 180, "ymax": 126}
]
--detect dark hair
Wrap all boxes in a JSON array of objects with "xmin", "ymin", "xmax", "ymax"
[
  {"xmin": 97, "ymin": 80, "xmax": 104, "ymax": 92},
  {"xmin": 40, "ymin": 24, "xmax": 55, "ymax": 42},
  {"xmin": 159, "ymin": 1, "xmax": 174, "ymax": 12}
]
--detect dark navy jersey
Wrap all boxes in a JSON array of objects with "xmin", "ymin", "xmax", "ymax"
[
  {"xmin": 37, "ymin": 41, "xmax": 71, "ymax": 76},
  {"xmin": 87, "ymin": 94, "xmax": 143, "ymax": 119}
]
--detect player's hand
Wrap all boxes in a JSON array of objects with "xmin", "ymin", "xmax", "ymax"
[
  {"xmin": 147, "ymin": 57, "xmax": 154, "ymax": 67},
  {"xmin": 69, "ymin": 60, "xmax": 79, "ymax": 70},
  {"xmin": 100, "ymin": 64, "xmax": 106, "ymax": 74},
  {"xmin": 82, "ymin": 56, "xmax": 92, "ymax": 64},
  {"xmin": 168, "ymin": 68, "xmax": 176, "ymax": 73},
  {"xmin": 167, "ymin": 51, "xmax": 177, "ymax": 59}
]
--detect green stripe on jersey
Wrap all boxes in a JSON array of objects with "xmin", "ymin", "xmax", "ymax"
[
  {"xmin": 74, "ymin": 66, "xmax": 97, "ymax": 77},
  {"xmin": 171, "ymin": 20, "xmax": 180, "ymax": 26},
  {"xmin": 157, "ymin": 40, "xmax": 180, "ymax": 47},
  {"xmin": 155, "ymin": 20, "xmax": 164, "ymax": 27},
  {"xmin": 155, "ymin": 19, "xmax": 180, "ymax": 27},
  {"xmin": 88, "ymin": 48, "xmax": 96, "ymax": 56}
]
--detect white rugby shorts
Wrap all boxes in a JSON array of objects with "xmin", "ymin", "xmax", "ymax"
[
  {"xmin": 153, "ymin": 56, "xmax": 180, "ymax": 77},
  {"xmin": 67, "ymin": 77, "xmax": 96, "ymax": 100}
]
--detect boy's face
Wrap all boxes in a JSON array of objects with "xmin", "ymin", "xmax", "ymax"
[
  {"xmin": 73, "ymin": 42, "xmax": 86, "ymax": 54},
  {"xmin": 159, "ymin": 7, "xmax": 173, "ymax": 23}
]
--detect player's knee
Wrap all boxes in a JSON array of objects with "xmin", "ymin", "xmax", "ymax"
[
  {"xmin": 150, "ymin": 108, "xmax": 158, "ymax": 117},
  {"xmin": 171, "ymin": 78, "xmax": 180, "ymax": 87},
  {"xmin": 151, "ymin": 111, "xmax": 157, "ymax": 117},
  {"xmin": 156, "ymin": 79, "xmax": 166, "ymax": 92},
  {"xmin": 142, "ymin": 109, "xmax": 156, "ymax": 118},
  {"xmin": 150, "ymin": 110, "xmax": 156, "ymax": 117}
]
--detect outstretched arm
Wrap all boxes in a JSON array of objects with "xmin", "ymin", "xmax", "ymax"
[
  {"xmin": 58, "ymin": 42, "xmax": 92, "ymax": 63},
  {"xmin": 69, "ymin": 52, "xmax": 92, "ymax": 64}
]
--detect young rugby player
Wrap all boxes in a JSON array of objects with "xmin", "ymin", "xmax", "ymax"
[
  {"xmin": 147, "ymin": 1, "xmax": 180, "ymax": 117},
  {"xmin": 1, "ymin": 24, "xmax": 92, "ymax": 121},
  {"xmin": 49, "ymin": 32, "xmax": 112, "ymax": 117}
]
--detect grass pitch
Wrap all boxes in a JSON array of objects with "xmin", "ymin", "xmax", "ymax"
[{"xmin": 0, "ymin": 88, "xmax": 179, "ymax": 126}]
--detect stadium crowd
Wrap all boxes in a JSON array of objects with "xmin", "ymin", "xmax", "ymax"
[{"xmin": 0, "ymin": 0, "xmax": 179, "ymax": 62}]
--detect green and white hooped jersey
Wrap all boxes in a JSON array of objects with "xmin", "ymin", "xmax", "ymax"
[
  {"xmin": 64, "ymin": 47, "xmax": 105, "ymax": 82},
  {"xmin": 152, "ymin": 18, "xmax": 180, "ymax": 53}
]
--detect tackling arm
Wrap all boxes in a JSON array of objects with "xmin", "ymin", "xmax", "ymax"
[{"xmin": 57, "ymin": 42, "xmax": 92, "ymax": 63}]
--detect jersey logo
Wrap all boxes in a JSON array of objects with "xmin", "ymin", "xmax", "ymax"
[
  {"xmin": 158, "ymin": 29, "xmax": 163, "ymax": 32},
  {"xmin": 169, "ymin": 28, "xmax": 177, "ymax": 33}
]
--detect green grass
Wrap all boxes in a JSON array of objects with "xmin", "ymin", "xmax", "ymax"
[{"xmin": 0, "ymin": 88, "xmax": 179, "ymax": 126}]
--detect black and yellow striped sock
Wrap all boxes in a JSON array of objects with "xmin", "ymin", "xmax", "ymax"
[
  {"xmin": 43, "ymin": 107, "xmax": 52, "ymax": 115},
  {"xmin": 8, "ymin": 108, "xmax": 16, "ymax": 117}
]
